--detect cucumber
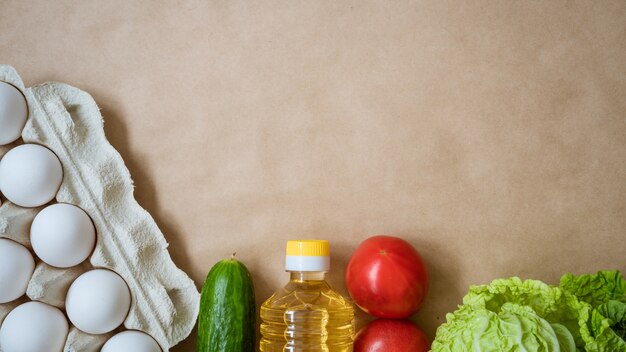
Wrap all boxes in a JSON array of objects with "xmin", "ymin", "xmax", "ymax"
[{"xmin": 197, "ymin": 255, "xmax": 256, "ymax": 352}]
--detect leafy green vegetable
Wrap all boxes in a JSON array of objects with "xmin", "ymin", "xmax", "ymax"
[
  {"xmin": 560, "ymin": 271, "xmax": 626, "ymax": 308},
  {"xmin": 432, "ymin": 271, "xmax": 626, "ymax": 352},
  {"xmin": 552, "ymin": 323, "xmax": 578, "ymax": 352},
  {"xmin": 598, "ymin": 301, "xmax": 626, "ymax": 340},
  {"xmin": 560, "ymin": 271, "xmax": 626, "ymax": 352},
  {"xmin": 432, "ymin": 277, "xmax": 584, "ymax": 351},
  {"xmin": 433, "ymin": 302, "xmax": 573, "ymax": 352},
  {"xmin": 462, "ymin": 277, "xmax": 582, "ymax": 328}
]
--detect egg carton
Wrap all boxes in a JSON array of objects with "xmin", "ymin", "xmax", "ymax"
[{"xmin": 0, "ymin": 65, "xmax": 200, "ymax": 351}]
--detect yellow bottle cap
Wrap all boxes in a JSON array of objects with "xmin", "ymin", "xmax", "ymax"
[
  {"xmin": 285, "ymin": 240, "xmax": 330, "ymax": 271},
  {"xmin": 286, "ymin": 240, "xmax": 330, "ymax": 257}
]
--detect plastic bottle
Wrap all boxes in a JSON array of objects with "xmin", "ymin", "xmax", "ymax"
[{"xmin": 260, "ymin": 240, "xmax": 355, "ymax": 351}]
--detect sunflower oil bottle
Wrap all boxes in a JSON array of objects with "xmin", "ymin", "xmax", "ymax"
[{"xmin": 260, "ymin": 240, "xmax": 355, "ymax": 351}]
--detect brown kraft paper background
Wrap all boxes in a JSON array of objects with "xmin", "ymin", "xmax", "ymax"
[{"xmin": 1, "ymin": 1, "xmax": 625, "ymax": 350}]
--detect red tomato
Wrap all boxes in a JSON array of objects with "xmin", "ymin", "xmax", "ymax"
[
  {"xmin": 345, "ymin": 235, "xmax": 428, "ymax": 318},
  {"xmin": 354, "ymin": 319, "xmax": 430, "ymax": 352}
]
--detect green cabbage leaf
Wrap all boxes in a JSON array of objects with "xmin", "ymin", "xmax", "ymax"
[
  {"xmin": 432, "ymin": 277, "xmax": 584, "ymax": 352},
  {"xmin": 560, "ymin": 271, "xmax": 626, "ymax": 352},
  {"xmin": 432, "ymin": 271, "xmax": 626, "ymax": 352}
]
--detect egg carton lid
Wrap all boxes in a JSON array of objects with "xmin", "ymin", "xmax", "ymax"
[{"xmin": 0, "ymin": 65, "xmax": 200, "ymax": 351}]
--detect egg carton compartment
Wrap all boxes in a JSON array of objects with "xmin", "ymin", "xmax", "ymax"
[{"xmin": 0, "ymin": 65, "xmax": 199, "ymax": 351}]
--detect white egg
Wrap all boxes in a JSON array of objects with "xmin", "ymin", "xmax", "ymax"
[
  {"xmin": 0, "ymin": 144, "xmax": 63, "ymax": 207},
  {"xmin": 66, "ymin": 269, "xmax": 131, "ymax": 334},
  {"xmin": 0, "ymin": 301, "xmax": 68, "ymax": 352},
  {"xmin": 30, "ymin": 203, "xmax": 96, "ymax": 268},
  {"xmin": 0, "ymin": 238, "xmax": 35, "ymax": 303},
  {"xmin": 0, "ymin": 81, "xmax": 28, "ymax": 145},
  {"xmin": 101, "ymin": 330, "xmax": 162, "ymax": 352}
]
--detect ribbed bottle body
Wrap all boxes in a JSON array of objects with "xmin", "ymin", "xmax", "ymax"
[{"xmin": 260, "ymin": 273, "xmax": 354, "ymax": 352}]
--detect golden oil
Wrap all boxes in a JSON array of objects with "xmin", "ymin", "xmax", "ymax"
[{"xmin": 260, "ymin": 241, "xmax": 354, "ymax": 351}]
